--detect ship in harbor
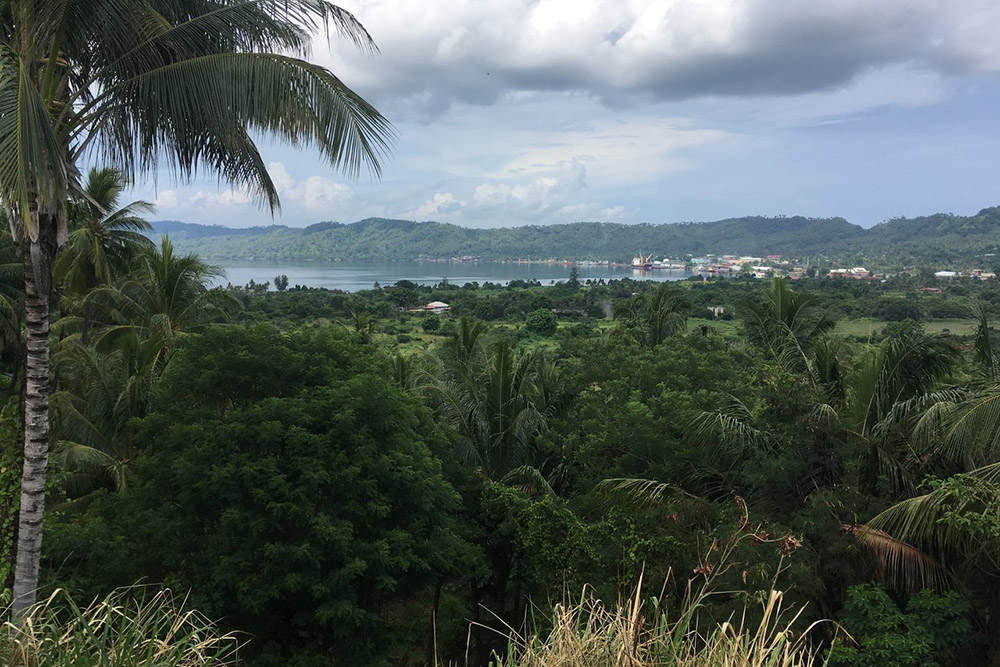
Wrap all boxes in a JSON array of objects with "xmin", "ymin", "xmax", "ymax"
[
  {"xmin": 631, "ymin": 252, "xmax": 653, "ymax": 270},
  {"xmin": 633, "ymin": 252, "xmax": 686, "ymax": 270}
]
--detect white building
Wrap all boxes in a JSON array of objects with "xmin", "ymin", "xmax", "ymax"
[{"xmin": 424, "ymin": 301, "xmax": 451, "ymax": 314}]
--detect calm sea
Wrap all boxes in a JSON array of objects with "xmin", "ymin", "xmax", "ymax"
[{"xmin": 216, "ymin": 260, "xmax": 694, "ymax": 292}]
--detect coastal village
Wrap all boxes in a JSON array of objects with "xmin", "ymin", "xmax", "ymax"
[{"xmin": 449, "ymin": 252, "xmax": 998, "ymax": 281}]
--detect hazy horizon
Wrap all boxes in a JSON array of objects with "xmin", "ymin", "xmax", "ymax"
[{"xmin": 149, "ymin": 203, "xmax": 998, "ymax": 232}]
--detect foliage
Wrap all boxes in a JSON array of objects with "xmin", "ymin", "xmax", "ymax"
[
  {"xmin": 421, "ymin": 313, "xmax": 441, "ymax": 332},
  {"xmin": 525, "ymin": 308, "xmax": 558, "ymax": 336},
  {"xmin": 0, "ymin": 399, "xmax": 19, "ymax": 600},
  {"xmin": 0, "ymin": 0, "xmax": 394, "ymax": 617},
  {"xmin": 829, "ymin": 584, "xmax": 970, "ymax": 667},
  {"xmin": 741, "ymin": 277, "xmax": 834, "ymax": 373},
  {"xmin": 51, "ymin": 338, "xmax": 160, "ymax": 495},
  {"xmin": 56, "ymin": 168, "xmax": 154, "ymax": 297},
  {"xmin": 81, "ymin": 237, "xmax": 240, "ymax": 357},
  {"xmin": 46, "ymin": 326, "xmax": 467, "ymax": 666},
  {"xmin": 33, "ymin": 262, "xmax": 1000, "ymax": 665},
  {"xmin": 428, "ymin": 334, "xmax": 562, "ymax": 486},
  {"xmin": 613, "ymin": 283, "xmax": 690, "ymax": 347}
]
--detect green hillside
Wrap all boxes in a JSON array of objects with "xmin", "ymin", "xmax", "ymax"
[{"xmin": 153, "ymin": 207, "xmax": 1000, "ymax": 264}]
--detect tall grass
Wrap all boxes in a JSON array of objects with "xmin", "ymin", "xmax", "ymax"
[
  {"xmin": 491, "ymin": 524, "xmax": 826, "ymax": 667},
  {"xmin": 0, "ymin": 587, "xmax": 241, "ymax": 666},
  {"xmin": 495, "ymin": 582, "xmax": 822, "ymax": 667}
]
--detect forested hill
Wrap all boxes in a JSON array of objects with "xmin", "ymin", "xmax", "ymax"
[{"xmin": 152, "ymin": 207, "xmax": 1000, "ymax": 263}]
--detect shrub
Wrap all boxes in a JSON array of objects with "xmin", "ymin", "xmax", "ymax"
[
  {"xmin": 828, "ymin": 584, "xmax": 971, "ymax": 667},
  {"xmin": 525, "ymin": 309, "xmax": 558, "ymax": 336},
  {"xmin": 421, "ymin": 314, "xmax": 441, "ymax": 332}
]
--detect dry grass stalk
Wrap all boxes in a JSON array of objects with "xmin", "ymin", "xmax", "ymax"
[
  {"xmin": 496, "ymin": 584, "xmax": 821, "ymax": 667},
  {"xmin": 0, "ymin": 587, "xmax": 241, "ymax": 666}
]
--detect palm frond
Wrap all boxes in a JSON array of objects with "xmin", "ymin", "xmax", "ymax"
[
  {"xmin": 500, "ymin": 465, "xmax": 555, "ymax": 497},
  {"xmin": 595, "ymin": 477, "xmax": 679, "ymax": 509},
  {"xmin": 843, "ymin": 522, "xmax": 952, "ymax": 594}
]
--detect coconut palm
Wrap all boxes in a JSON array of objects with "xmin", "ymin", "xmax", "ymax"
[
  {"xmin": 844, "ymin": 323, "xmax": 960, "ymax": 495},
  {"xmin": 741, "ymin": 276, "xmax": 835, "ymax": 373},
  {"xmin": 850, "ymin": 311, "xmax": 1000, "ymax": 658},
  {"xmin": 56, "ymin": 166, "xmax": 154, "ymax": 344},
  {"xmin": 970, "ymin": 298, "xmax": 998, "ymax": 382},
  {"xmin": 56, "ymin": 167, "xmax": 154, "ymax": 294},
  {"xmin": 613, "ymin": 282, "xmax": 690, "ymax": 347},
  {"xmin": 0, "ymin": 0, "xmax": 392, "ymax": 616},
  {"xmin": 81, "ymin": 236, "xmax": 240, "ymax": 365},
  {"xmin": 51, "ymin": 335, "xmax": 161, "ymax": 495},
  {"xmin": 341, "ymin": 310, "xmax": 377, "ymax": 344},
  {"xmin": 429, "ymin": 334, "xmax": 562, "ymax": 491},
  {"xmin": 438, "ymin": 315, "xmax": 486, "ymax": 379}
]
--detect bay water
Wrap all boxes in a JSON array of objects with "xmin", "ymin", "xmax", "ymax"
[{"xmin": 216, "ymin": 260, "xmax": 694, "ymax": 292}]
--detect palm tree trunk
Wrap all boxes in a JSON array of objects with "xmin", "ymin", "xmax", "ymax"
[{"xmin": 11, "ymin": 254, "xmax": 51, "ymax": 620}]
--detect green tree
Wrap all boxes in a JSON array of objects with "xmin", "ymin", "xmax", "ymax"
[
  {"xmin": 613, "ymin": 282, "xmax": 690, "ymax": 347},
  {"xmin": 428, "ymin": 329, "xmax": 564, "ymax": 489},
  {"xmin": 525, "ymin": 308, "xmax": 557, "ymax": 336},
  {"xmin": 845, "ymin": 323, "xmax": 959, "ymax": 495},
  {"xmin": 829, "ymin": 584, "xmax": 970, "ymax": 667},
  {"xmin": 51, "ymin": 336, "xmax": 161, "ymax": 495},
  {"xmin": 55, "ymin": 167, "xmax": 154, "ymax": 344},
  {"xmin": 742, "ymin": 276, "xmax": 835, "ymax": 372},
  {"xmin": 47, "ymin": 325, "xmax": 466, "ymax": 666},
  {"xmin": 421, "ymin": 313, "xmax": 441, "ymax": 333},
  {"xmin": 82, "ymin": 237, "xmax": 240, "ymax": 362},
  {"xmin": 56, "ymin": 167, "xmax": 153, "ymax": 295},
  {"xmin": 0, "ymin": 0, "xmax": 391, "ymax": 616}
]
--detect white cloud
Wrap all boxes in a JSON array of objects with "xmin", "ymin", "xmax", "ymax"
[
  {"xmin": 190, "ymin": 189, "xmax": 253, "ymax": 207},
  {"xmin": 268, "ymin": 161, "xmax": 295, "ymax": 192},
  {"xmin": 268, "ymin": 162, "xmax": 351, "ymax": 213},
  {"xmin": 460, "ymin": 160, "xmax": 624, "ymax": 224},
  {"xmin": 411, "ymin": 192, "xmax": 465, "ymax": 218},
  {"xmin": 121, "ymin": 0, "xmax": 1000, "ymax": 232},
  {"xmin": 153, "ymin": 189, "xmax": 177, "ymax": 209}
]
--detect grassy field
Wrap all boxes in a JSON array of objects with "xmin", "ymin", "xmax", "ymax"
[
  {"xmin": 834, "ymin": 318, "xmax": 977, "ymax": 338},
  {"xmin": 385, "ymin": 314, "xmax": 979, "ymax": 356}
]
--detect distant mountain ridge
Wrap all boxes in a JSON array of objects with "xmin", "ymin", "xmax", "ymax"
[{"xmin": 151, "ymin": 207, "xmax": 1000, "ymax": 265}]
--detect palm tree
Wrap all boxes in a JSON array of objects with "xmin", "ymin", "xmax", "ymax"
[
  {"xmin": 438, "ymin": 316, "xmax": 486, "ymax": 379},
  {"xmin": 850, "ymin": 310, "xmax": 1000, "ymax": 659},
  {"xmin": 861, "ymin": 462, "xmax": 1000, "ymax": 661},
  {"xmin": 844, "ymin": 323, "xmax": 960, "ymax": 495},
  {"xmin": 51, "ymin": 335, "xmax": 161, "ymax": 495},
  {"xmin": 56, "ymin": 167, "xmax": 154, "ymax": 343},
  {"xmin": 0, "ymin": 0, "xmax": 392, "ymax": 616},
  {"xmin": 429, "ymin": 333, "xmax": 561, "ymax": 490},
  {"xmin": 613, "ymin": 282, "xmax": 690, "ymax": 347},
  {"xmin": 742, "ymin": 276, "xmax": 835, "ymax": 372},
  {"xmin": 81, "ymin": 236, "xmax": 240, "ymax": 365},
  {"xmin": 57, "ymin": 167, "xmax": 153, "ymax": 292},
  {"xmin": 341, "ymin": 311, "xmax": 377, "ymax": 344}
]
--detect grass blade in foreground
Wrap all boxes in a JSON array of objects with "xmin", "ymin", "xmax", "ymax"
[{"xmin": 0, "ymin": 587, "xmax": 241, "ymax": 666}]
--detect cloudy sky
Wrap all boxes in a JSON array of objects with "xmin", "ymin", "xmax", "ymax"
[{"xmin": 135, "ymin": 0, "xmax": 1000, "ymax": 229}]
